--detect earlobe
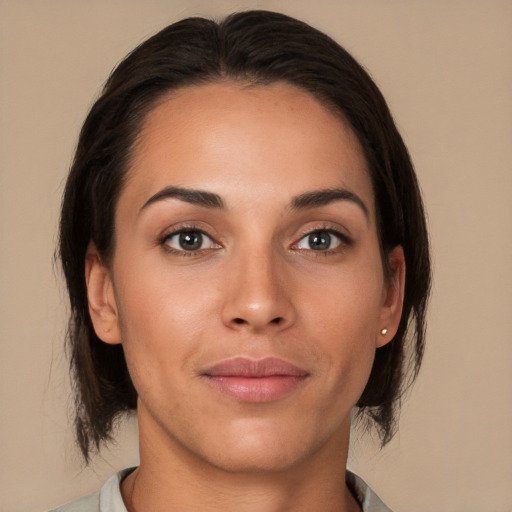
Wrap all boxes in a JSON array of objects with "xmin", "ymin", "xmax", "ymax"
[
  {"xmin": 377, "ymin": 245, "xmax": 406, "ymax": 348},
  {"xmin": 85, "ymin": 243, "xmax": 122, "ymax": 345}
]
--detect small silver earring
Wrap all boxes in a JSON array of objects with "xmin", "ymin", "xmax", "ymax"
[{"xmin": 380, "ymin": 328, "xmax": 388, "ymax": 336}]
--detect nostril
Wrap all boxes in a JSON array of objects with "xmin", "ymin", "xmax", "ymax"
[{"xmin": 232, "ymin": 317, "xmax": 283, "ymax": 326}]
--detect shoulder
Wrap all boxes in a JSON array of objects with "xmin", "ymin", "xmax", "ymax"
[
  {"xmin": 346, "ymin": 470, "xmax": 393, "ymax": 512},
  {"xmin": 47, "ymin": 468, "xmax": 135, "ymax": 512}
]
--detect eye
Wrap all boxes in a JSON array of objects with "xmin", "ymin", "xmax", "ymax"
[
  {"xmin": 295, "ymin": 230, "xmax": 344, "ymax": 251},
  {"xmin": 163, "ymin": 230, "xmax": 217, "ymax": 252}
]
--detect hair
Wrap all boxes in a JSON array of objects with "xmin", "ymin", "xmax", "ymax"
[{"xmin": 59, "ymin": 10, "xmax": 431, "ymax": 462}]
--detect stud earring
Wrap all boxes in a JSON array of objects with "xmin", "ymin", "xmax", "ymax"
[{"xmin": 380, "ymin": 328, "xmax": 388, "ymax": 336}]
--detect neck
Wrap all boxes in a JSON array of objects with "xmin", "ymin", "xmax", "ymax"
[{"xmin": 122, "ymin": 404, "xmax": 361, "ymax": 512}]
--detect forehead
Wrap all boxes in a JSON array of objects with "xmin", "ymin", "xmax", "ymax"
[{"xmin": 123, "ymin": 81, "xmax": 374, "ymax": 216}]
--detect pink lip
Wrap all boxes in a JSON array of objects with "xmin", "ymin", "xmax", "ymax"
[{"xmin": 201, "ymin": 357, "xmax": 309, "ymax": 403}]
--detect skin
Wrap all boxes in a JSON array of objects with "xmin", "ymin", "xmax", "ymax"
[{"xmin": 86, "ymin": 81, "xmax": 405, "ymax": 512}]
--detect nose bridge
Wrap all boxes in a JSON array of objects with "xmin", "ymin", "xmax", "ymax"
[{"xmin": 222, "ymin": 240, "xmax": 294, "ymax": 332}]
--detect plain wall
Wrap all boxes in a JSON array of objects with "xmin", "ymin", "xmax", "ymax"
[{"xmin": 1, "ymin": 1, "xmax": 511, "ymax": 511}]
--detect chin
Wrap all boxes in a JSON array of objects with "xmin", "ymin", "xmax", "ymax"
[
  {"xmin": 194, "ymin": 418, "xmax": 329, "ymax": 475},
  {"xmin": 207, "ymin": 445, "xmax": 308, "ymax": 475}
]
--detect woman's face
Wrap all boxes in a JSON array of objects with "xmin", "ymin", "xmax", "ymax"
[{"xmin": 87, "ymin": 81, "xmax": 404, "ymax": 473}]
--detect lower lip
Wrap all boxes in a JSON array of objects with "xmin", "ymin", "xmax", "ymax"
[{"xmin": 203, "ymin": 375, "xmax": 307, "ymax": 403}]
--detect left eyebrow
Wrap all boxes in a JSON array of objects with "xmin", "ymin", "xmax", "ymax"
[{"xmin": 290, "ymin": 188, "xmax": 369, "ymax": 219}]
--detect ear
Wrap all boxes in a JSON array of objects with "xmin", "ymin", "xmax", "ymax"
[
  {"xmin": 377, "ymin": 245, "xmax": 406, "ymax": 348},
  {"xmin": 85, "ymin": 242, "xmax": 122, "ymax": 345}
]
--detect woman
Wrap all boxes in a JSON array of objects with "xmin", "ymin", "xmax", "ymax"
[{"xmin": 54, "ymin": 10, "xmax": 430, "ymax": 512}]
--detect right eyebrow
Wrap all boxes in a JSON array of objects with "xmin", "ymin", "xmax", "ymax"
[{"xmin": 139, "ymin": 186, "xmax": 225, "ymax": 212}]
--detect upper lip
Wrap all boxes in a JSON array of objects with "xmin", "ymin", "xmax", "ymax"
[{"xmin": 201, "ymin": 357, "xmax": 309, "ymax": 378}]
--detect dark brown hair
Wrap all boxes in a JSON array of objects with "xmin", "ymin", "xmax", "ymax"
[{"xmin": 59, "ymin": 10, "xmax": 431, "ymax": 462}]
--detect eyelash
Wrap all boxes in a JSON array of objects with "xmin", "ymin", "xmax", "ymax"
[{"xmin": 158, "ymin": 226, "xmax": 352, "ymax": 257}]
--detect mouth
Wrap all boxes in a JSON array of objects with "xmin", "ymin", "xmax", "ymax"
[{"xmin": 201, "ymin": 357, "xmax": 309, "ymax": 403}]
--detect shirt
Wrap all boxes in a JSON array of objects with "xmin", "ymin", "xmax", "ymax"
[{"xmin": 49, "ymin": 468, "xmax": 392, "ymax": 512}]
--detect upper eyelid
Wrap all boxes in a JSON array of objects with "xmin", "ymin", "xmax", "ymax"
[
  {"xmin": 160, "ymin": 228, "xmax": 218, "ymax": 244},
  {"xmin": 162, "ymin": 226, "xmax": 209, "ymax": 237},
  {"xmin": 159, "ymin": 223, "xmax": 218, "ymax": 240},
  {"xmin": 162, "ymin": 228, "xmax": 212, "ymax": 240},
  {"xmin": 295, "ymin": 225, "xmax": 351, "ymax": 241}
]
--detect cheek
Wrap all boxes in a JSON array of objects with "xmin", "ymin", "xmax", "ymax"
[
  {"xmin": 301, "ymin": 264, "xmax": 384, "ymax": 338},
  {"xmin": 298, "ymin": 265, "xmax": 384, "ymax": 386},
  {"xmin": 112, "ymin": 263, "xmax": 220, "ymax": 378}
]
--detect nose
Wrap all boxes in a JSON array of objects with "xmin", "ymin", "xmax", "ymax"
[{"xmin": 221, "ymin": 248, "xmax": 296, "ymax": 333}]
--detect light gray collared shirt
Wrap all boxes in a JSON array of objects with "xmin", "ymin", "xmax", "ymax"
[{"xmin": 49, "ymin": 468, "xmax": 392, "ymax": 512}]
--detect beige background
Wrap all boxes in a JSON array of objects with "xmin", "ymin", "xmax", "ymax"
[{"xmin": 1, "ymin": 1, "xmax": 511, "ymax": 511}]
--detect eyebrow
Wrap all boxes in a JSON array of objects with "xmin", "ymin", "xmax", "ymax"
[
  {"xmin": 140, "ymin": 185, "xmax": 368, "ymax": 219},
  {"xmin": 290, "ymin": 188, "xmax": 369, "ymax": 219},
  {"xmin": 140, "ymin": 186, "xmax": 225, "ymax": 211}
]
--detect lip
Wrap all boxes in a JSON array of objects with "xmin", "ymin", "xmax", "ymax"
[{"xmin": 201, "ymin": 357, "xmax": 309, "ymax": 403}]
